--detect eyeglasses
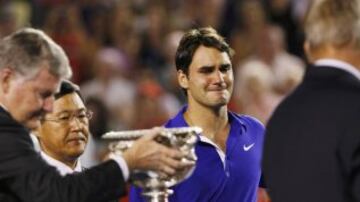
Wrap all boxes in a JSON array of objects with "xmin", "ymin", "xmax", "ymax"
[{"xmin": 41, "ymin": 110, "xmax": 93, "ymax": 125}]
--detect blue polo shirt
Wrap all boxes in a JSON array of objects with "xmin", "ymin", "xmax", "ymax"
[{"xmin": 130, "ymin": 106, "xmax": 265, "ymax": 202}]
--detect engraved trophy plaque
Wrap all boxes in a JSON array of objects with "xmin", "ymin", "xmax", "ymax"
[{"xmin": 102, "ymin": 127, "xmax": 201, "ymax": 202}]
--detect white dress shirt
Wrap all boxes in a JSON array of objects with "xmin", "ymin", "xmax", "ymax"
[
  {"xmin": 314, "ymin": 58, "xmax": 360, "ymax": 81},
  {"xmin": 41, "ymin": 152, "xmax": 83, "ymax": 176},
  {"xmin": 40, "ymin": 150, "xmax": 129, "ymax": 179},
  {"xmin": 41, "ymin": 150, "xmax": 129, "ymax": 179}
]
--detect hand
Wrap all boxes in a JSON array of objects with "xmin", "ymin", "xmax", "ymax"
[{"xmin": 122, "ymin": 127, "xmax": 187, "ymax": 176}]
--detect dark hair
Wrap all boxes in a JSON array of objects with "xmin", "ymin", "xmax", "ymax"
[
  {"xmin": 175, "ymin": 27, "xmax": 234, "ymax": 75},
  {"xmin": 54, "ymin": 80, "xmax": 83, "ymax": 101}
]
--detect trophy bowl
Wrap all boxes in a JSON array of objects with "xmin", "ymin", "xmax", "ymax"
[{"xmin": 102, "ymin": 127, "xmax": 201, "ymax": 202}]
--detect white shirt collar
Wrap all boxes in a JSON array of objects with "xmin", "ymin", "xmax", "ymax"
[
  {"xmin": 41, "ymin": 151, "xmax": 82, "ymax": 176},
  {"xmin": 0, "ymin": 103, "xmax": 8, "ymax": 111},
  {"xmin": 314, "ymin": 58, "xmax": 360, "ymax": 80}
]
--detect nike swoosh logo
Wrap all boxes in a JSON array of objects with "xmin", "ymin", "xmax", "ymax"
[{"xmin": 243, "ymin": 143, "xmax": 255, "ymax": 151}]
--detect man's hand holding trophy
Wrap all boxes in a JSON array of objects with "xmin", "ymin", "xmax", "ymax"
[{"xmin": 103, "ymin": 126, "xmax": 202, "ymax": 202}]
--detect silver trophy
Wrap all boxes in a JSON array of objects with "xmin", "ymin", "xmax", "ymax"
[{"xmin": 102, "ymin": 127, "xmax": 201, "ymax": 202}]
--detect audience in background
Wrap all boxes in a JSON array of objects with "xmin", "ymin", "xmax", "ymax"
[{"xmin": 0, "ymin": 1, "xmax": 306, "ymax": 201}]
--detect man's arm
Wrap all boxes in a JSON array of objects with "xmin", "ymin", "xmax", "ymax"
[
  {"xmin": 337, "ymin": 109, "xmax": 360, "ymax": 201},
  {"xmin": 4, "ymin": 160, "xmax": 124, "ymax": 202},
  {"xmin": 0, "ymin": 126, "xmax": 185, "ymax": 202}
]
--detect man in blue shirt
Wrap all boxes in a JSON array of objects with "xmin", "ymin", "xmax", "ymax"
[{"xmin": 130, "ymin": 27, "xmax": 265, "ymax": 201}]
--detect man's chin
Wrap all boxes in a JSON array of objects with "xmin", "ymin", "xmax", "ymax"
[
  {"xmin": 24, "ymin": 119, "xmax": 41, "ymax": 130},
  {"xmin": 206, "ymin": 100, "xmax": 228, "ymax": 109},
  {"xmin": 211, "ymin": 97, "xmax": 230, "ymax": 106},
  {"xmin": 67, "ymin": 151, "xmax": 84, "ymax": 159}
]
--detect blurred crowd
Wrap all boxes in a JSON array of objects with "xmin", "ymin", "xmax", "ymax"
[{"xmin": 0, "ymin": 0, "xmax": 307, "ymax": 168}]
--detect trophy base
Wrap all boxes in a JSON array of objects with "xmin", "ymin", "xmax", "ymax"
[{"xmin": 142, "ymin": 188, "xmax": 174, "ymax": 202}]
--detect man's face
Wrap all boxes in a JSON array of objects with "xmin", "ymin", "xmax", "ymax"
[
  {"xmin": 37, "ymin": 92, "xmax": 90, "ymax": 162},
  {"xmin": 178, "ymin": 45, "xmax": 234, "ymax": 108},
  {"xmin": 4, "ymin": 64, "xmax": 60, "ymax": 130}
]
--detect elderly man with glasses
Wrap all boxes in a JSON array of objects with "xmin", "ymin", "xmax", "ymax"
[{"xmin": 34, "ymin": 80, "xmax": 93, "ymax": 175}]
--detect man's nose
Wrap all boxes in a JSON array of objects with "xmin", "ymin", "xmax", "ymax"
[
  {"xmin": 69, "ymin": 116, "xmax": 83, "ymax": 129},
  {"xmin": 214, "ymin": 70, "xmax": 225, "ymax": 83}
]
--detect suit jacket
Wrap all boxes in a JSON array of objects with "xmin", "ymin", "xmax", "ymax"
[
  {"xmin": 262, "ymin": 65, "xmax": 360, "ymax": 202},
  {"xmin": 0, "ymin": 107, "xmax": 126, "ymax": 202}
]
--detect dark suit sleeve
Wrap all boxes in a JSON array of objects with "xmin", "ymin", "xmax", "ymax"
[
  {"xmin": 0, "ymin": 119, "xmax": 126, "ymax": 202},
  {"xmin": 259, "ymin": 174, "xmax": 266, "ymax": 188},
  {"xmin": 337, "ymin": 108, "xmax": 360, "ymax": 201},
  {"xmin": 6, "ymin": 161, "xmax": 125, "ymax": 202}
]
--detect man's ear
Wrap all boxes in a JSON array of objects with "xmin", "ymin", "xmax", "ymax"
[
  {"xmin": 303, "ymin": 41, "xmax": 313, "ymax": 63},
  {"xmin": 0, "ymin": 67, "xmax": 14, "ymax": 94},
  {"xmin": 177, "ymin": 70, "xmax": 189, "ymax": 89}
]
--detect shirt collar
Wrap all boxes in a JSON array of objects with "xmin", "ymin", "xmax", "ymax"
[
  {"xmin": 0, "ymin": 103, "xmax": 8, "ymax": 111},
  {"xmin": 41, "ymin": 151, "xmax": 82, "ymax": 176},
  {"xmin": 166, "ymin": 106, "xmax": 245, "ymax": 168},
  {"xmin": 167, "ymin": 105, "xmax": 243, "ymax": 140},
  {"xmin": 314, "ymin": 58, "xmax": 360, "ymax": 80},
  {"xmin": 166, "ymin": 105, "xmax": 217, "ymax": 144}
]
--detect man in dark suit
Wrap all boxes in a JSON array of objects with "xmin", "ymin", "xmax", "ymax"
[
  {"xmin": 262, "ymin": 0, "xmax": 360, "ymax": 201},
  {"xmin": 0, "ymin": 28, "xmax": 186, "ymax": 202}
]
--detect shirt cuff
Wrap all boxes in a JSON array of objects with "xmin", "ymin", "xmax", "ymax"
[{"xmin": 108, "ymin": 153, "xmax": 129, "ymax": 181}]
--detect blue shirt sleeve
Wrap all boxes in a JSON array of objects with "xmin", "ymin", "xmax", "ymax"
[{"xmin": 129, "ymin": 186, "xmax": 145, "ymax": 202}]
